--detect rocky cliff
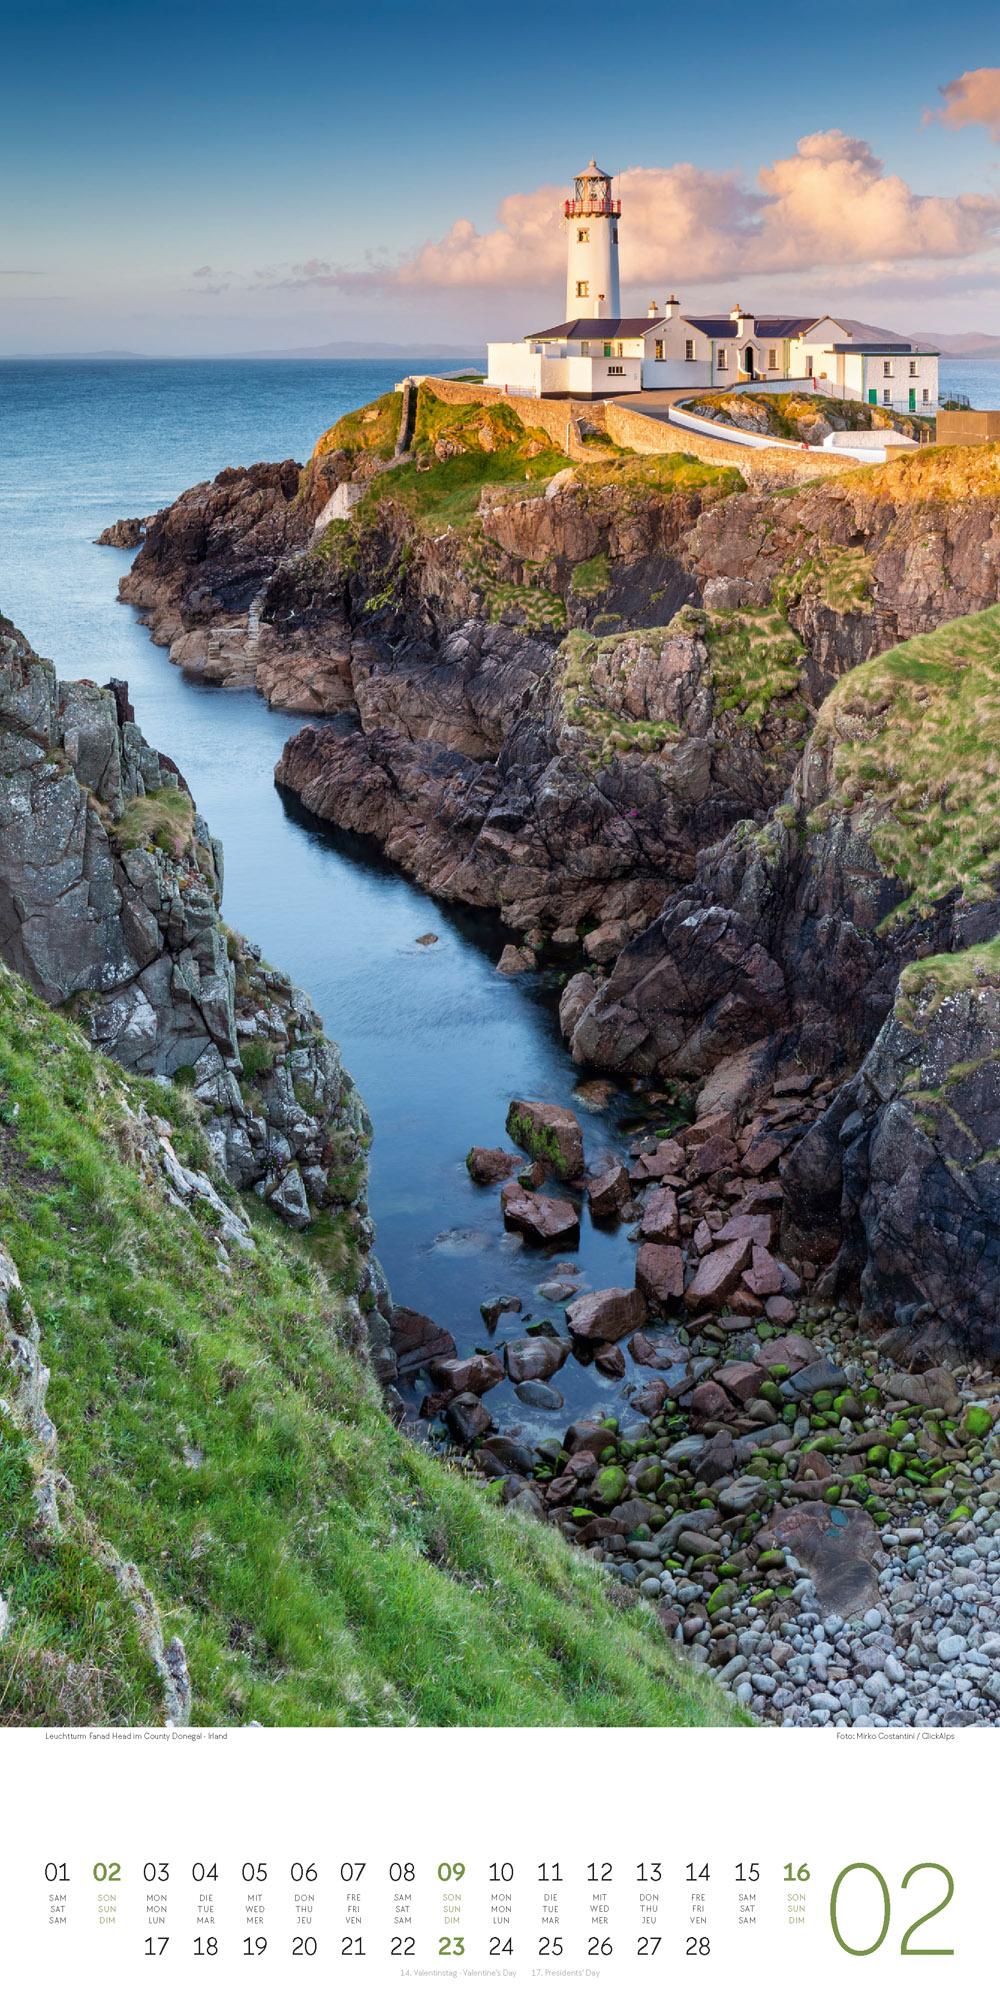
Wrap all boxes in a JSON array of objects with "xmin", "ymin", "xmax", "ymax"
[
  {"xmin": 0, "ymin": 611, "xmax": 373, "ymax": 1271},
  {"xmin": 118, "ymin": 391, "xmax": 1000, "ymax": 1351}
]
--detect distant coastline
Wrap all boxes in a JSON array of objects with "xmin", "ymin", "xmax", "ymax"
[{"xmin": 0, "ymin": 342, "xmax": 485, "ymax": 364}]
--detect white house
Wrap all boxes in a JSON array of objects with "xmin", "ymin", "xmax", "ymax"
[{"xmin": 486, "ymin": 163, "xmax": 939, "ymax": 414}]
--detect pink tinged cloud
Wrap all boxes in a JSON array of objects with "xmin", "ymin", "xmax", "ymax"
[
  {"xmin": 389, "ymin": 130, "xmax": 1000, "ymax": 293},
  {"xmin": 936, "ymin": 67, "xmax": 1000, "ymax": 141}
]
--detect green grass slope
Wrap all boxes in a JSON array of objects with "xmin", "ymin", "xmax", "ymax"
[
  {"xmin": 0, "ymin": 968, "xmax": 740, "ymax": 1729},
  {"xmin": 811, "ymin": 603, "xmax": 1000, "ymax": 922}
]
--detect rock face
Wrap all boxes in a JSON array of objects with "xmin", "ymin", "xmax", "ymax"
[
  {"xmin": 120, "ymin": 403, "xmax": 1000, "ymax": 1354},
  {"xmin": 96, "ymin": 516, "xmax": 148, "ymax": 549},
  {"xmin": 0, "ymin": 615, "xmax": 371, "ymax": 1247},
  {"xmin": 119, "ymin": 458, "xmax": 328, "ymax": 698},
  {"xmin": 783, "ymin": 960, "xmax": 1000, "ymax": 1355}
]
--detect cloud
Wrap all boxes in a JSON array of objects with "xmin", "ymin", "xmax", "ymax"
[
  {"xmin": 935, "ymin": 67, "xmax": 1000, "ymax": 141},
  {"xmin": 203, "ymin": 130, "xmax": 1000, "ymax": 304},
  {"xmin": 381, "ymin": 133, "xmax": 999, "ymax": 295}
]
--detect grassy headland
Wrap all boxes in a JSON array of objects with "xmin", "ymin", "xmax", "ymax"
[{"xmin": 0, "ymin": 967, "xmax": 739, "ymax": 1729}]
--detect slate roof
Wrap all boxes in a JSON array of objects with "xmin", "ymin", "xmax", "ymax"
[
  {"xmin": 683, "ymin": 315, "xmax": 815, "ymax": 340},
  {"xmin": 522, "ymin": 311, "xmax": 935, "ymax": 353},
  {"xmin": 526, "ymin": 318, "xmax": 657, "ymax": 339}
]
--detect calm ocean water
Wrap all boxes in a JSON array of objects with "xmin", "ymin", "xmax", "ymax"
[
  {"xmin": 0, "ymin": 358, "xmax": 647, "ymax": 1431},
  {"xmin": 940, "ymin": 358, "xmax": 1000, "ymax": 407},
  {"xmin": 0, "ymin": 353, "xmax": 996, "ymax": 1424}
]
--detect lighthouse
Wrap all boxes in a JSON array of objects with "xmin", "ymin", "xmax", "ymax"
[{"xmin": 564, "ymin": 159, "xmax": 621, "ymax": 320}]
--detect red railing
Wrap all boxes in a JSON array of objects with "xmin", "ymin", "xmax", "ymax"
[{"xmin": 564, "ymin": 198, "xmax": 621, "ymax": 216}]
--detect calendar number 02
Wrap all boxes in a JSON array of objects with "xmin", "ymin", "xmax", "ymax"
[{"xmin": 830, "ymin": 1863, "xmax": 954, "ymax": 1957}]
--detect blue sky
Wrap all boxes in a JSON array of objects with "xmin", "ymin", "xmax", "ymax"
[{"xmin": 2, "ymin": 0, "xmax": 999, "ymax": 352}]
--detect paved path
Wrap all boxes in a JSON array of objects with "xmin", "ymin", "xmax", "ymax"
[{"xmin": 606, "ymin": 390, "xmax": 822, "ymax": 484}]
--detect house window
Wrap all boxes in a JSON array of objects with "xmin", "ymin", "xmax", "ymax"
[
  {"xmin": 804, "ymin": 353, "xmax": 813, "ymax": 374},
  {"xmin": 581, "ymin": 341, "xmax": 590, "ymax": 355},
  {"xmin": 615, "ymin": 341, "xmax": 624, "ymax": 357},
  {"xmin": 608, "ymin": 365, "xmax": 625, "ymax": 376},
  {"xmin": 577, "ymin": 228, "xmax": 589, "ymax": 243},
  {"xmin": 717, "ymin": 347, "xmax": 728, "ymax": 368},
  {"xmin": 576, "ymin": 280, "xmax": 589, "ymax": 298},
  {"xmin": 768, "ymin": 348, "xmax": 778, "ymax": 370},
  {"xmin": 684, "ymin": 338, "xmax": 695, "ymax": 361},
  {"xmin": 909, "ymin": 359, "xmax": 918, "ymax": 376},
  {"xmin": 922, "ymin": 387, "xmax": 930, "ymax": 403},
  {"xmin": 883, "ymin": 389, "xmax": 891, "ymax": 404},
  {"xmin": 654, "ymin": 339, "xmax": 664, "ymax": 360},
  {"xmin": 883, "ymin": 360, "xmax": 893, "ymax": 376}
]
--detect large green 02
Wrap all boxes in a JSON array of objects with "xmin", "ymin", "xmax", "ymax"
[{"xmin": 830, "ymin": 1862, "xmax": 954, "ymax": 1957}]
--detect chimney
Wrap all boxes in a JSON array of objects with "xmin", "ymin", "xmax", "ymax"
[
  {"xmin": 663, "ymin": 294, "xmax": 679, "ymax": 320},
  {"xmin": 648, "ymin": 300, "xmax": 659, "ymax": 318}
]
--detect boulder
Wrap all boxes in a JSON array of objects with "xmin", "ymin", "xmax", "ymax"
[
  {"xmin": 715, "ymin": 1361, "xmax": 766, "ymax": 1406},
  {"xmin": 690, "ymin": 1380, "xmax": 736, "ymax": 1422},
  {"xmin": 635, "ymin": 1241, "xmax": 685, "ymax": 1308},
  {"xmin": 445, "ymin": 1393, "xmax": 493, "ymax": 1445},
  {"xmin": 583, "ymin": 920, "xmax": 629, "ymax": 964},
  {"xmin": 717, "ymin": 1475, "xmax": 770, "ymax": 1515},
  {"xmin": 506, "ymin": 1099, "xmax": 585, "ymax": 1181},
  {"xmin": 630, "ymin": 1137, "xmax": 685, "ymax": 1183},
  {"xmin": 497, "ymin": 944, "xmax": 536, "ymax": 976},
  {"xmin": 639, "ymin": 1186, "xmax": 679, "ymax": 1242},
  {"xmin": 594, "ymin": 1342, "xmax": 626, "ymax": 1378},
  {"xmin": 630, "ymin": 1328, "xmax": 688, "ymax": 1368},
  {"xmin": 559, "ymin": 970, "xmax": 598, "ymax": 1040},
  {"xmin": 746, "ymin": 1245, "xmax": 785, "ymax": 1295},
  {"xmin": 787, "ymin": 1360, "xmax": 848, "ymax": 1397},
  {"xmin": 768, "ymin": 1500, "xmax": 883, "ymax": 1616},
  {"xmin": 884, "ymin": 1366, "xmax": 960, "ymax": 1413},
  {"xmin": 480, "ymin": 1294, "xmax": 522, "ymax": 1333},
  {"xmin": 474, "ymin": 1436, "xmax": 536, "ymax": 1477},
  {"xmin": 684, "ymin": 1237, "xmax": 752, "ymax": 1310},
  {"xmin": 467, "ymin": 1145, "xmax": 523, "ymax": 1185},
  {"xmin": 586, "ymin": 1159, "xmax": 631, "ymax": 1221},
  {"xmin": 390, "ymin": 1306, "xmax": 457, "ymax": 1376},
  {"xmin": 630, "ymin": 1379, "xmax": 669, "ymax": 1417},
  {"xmin": 500, "ymin": 1183, "xmax": 579, "ymax": 1245},
  {"xmin": 563, "ymin": 1419, "xmax": 619, "ymax": 1458},
  {"xmin": 765, "ymin": 1295, "xmax": 797, "ymax": 1325},
  {"xmin": 514, "ymin": 1379, "xmax": 564, "ymax": 1410},
  {"xmin": 714, "ymin": 1210, "xmax": 774, "ymax": 1249},
  {"xmin": 687, "ymin": 1134, "xmax": 738, "ymax": 1180},
  {"xmin": 566, "ymin": 1286, "xmax": 646, "ymax": 1346},
  {"xmin": 505, "ymin": 1333, "xmax": 570, "ymax": 1383},
  {"xmin": 757, "ymin": 1333, "xmax": 819, "ymax": 1370},
  {"xmin": 430, "ymin": 1352, "xmax": 504, "ymax": 1398}
]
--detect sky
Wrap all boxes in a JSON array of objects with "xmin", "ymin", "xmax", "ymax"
[{"xmin": 2, "ymin": 0, "xmax": 1000, "ymax": 354}]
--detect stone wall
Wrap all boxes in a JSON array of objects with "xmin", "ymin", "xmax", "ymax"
[
  {"xmin": 937, "ymin": 409, "xmax": 1000, "ymax": 445},
  {"xmin": 419, "ymin": 377, "xmax": 596, "ymax": 457},
  {"xmin": 420, "ymin": 378, "xmax": 818, "ymax": 485},
  {"xmin": 602, "ymin": 400, "xmax": 817, "ymax": 485}
]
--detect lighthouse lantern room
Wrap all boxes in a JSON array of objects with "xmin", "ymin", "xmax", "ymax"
[{"xmin": 564, "ymin": 158, "xmax": 621, "ymax": 320}]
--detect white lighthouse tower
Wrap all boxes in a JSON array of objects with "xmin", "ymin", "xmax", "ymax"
[{"xmin": 564, "ymin": 159, "xmax": 621, "ymax": 320}]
